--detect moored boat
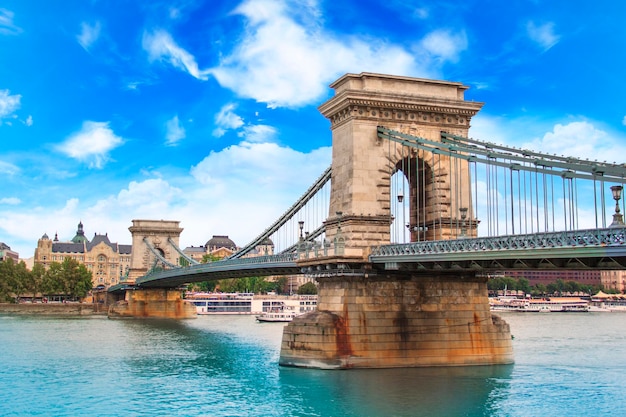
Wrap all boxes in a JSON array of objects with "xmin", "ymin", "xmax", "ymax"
[
  {"xmin": 256, "ymin": 302, "xmax": 302, "ymax": 322},
  {"xmin": 186, "ymin": 292, "xmax": 317, "ymax": 316},
  {"xmin": 490, "ymin": 297, "xmax": 589, "ymax": 312}
]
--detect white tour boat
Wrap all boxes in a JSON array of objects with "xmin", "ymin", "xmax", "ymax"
[
  {"xmin": 256, "ymin": 303, "xmax": 301, "ymax": 322},
  {"xmin": 490, "ymin": 297, "xmax": 589, "ymax": 312},
  {"xmin": 186, "ymin": 292, "xmax": 317, "ymax": 316}
]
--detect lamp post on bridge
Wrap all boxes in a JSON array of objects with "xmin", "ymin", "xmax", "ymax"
[
  {"xmin": 610, "ymin": 185, "xmax": 624, "ymax": 227},
  {"xmin": 397, "ymin": 191, "xmax": 406, "ymax": 243},
  {"xmin": 459, "ymin": 207, "xmax": 468, "ymax": 238}
]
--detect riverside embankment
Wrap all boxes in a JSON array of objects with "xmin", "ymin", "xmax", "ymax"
[{"xmin": 0, "ymin": 303, "xmax": 107, "ymax": 315}]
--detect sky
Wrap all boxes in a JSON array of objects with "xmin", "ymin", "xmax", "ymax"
[{"xmin": 1, "ymin": 0, "xmax": 626, "ymax": 258}]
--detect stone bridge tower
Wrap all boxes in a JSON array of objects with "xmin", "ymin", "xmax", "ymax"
[
  {"xmin": 319, "ymin": 72, "xmax": 483, "ymax": 257},
  {"xmin": 280, "ymin": 73, "xmax": 513, "ymax": 369},
  {"xmin": 109, "ymin": 219, "xmax": 194, "ymax": 319},
  {"xmin": 127, "ymin": 219, "xmax": 184, "ymax": 283}
]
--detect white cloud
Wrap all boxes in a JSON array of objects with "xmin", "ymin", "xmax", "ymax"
[
  {"xmin": 165, "ymin": 115, "xmax": 186, "ymax": 146},
  {"xmin": 142, "ymin": 0, "xmax": 469, "ymax": 109},
  {"xmin": 142, "ymin": 29, "xmax": 210, "ymax": 80},
  {"xmin": 23, "ymin": 115, "xmax": 33, "ymax": 126},
  {"xmin": 420, "ymin": 29, "xmax": 467, "ymax": 63},
  {"xmin": 92, "ymin": 178, "xmax": 183, "ymax": 215},
  {"xmin": 622, "ymin": 116, "xmax": 626, "ymax": 126},
  {"xmin": 56, "ymin": 121, "xmax": 124, "ymax": 169},
  {"xmin": 0, "ymin": 137, "xmax": 332, "ymax": 257},
  {"xmin": 208, "ymin": 0, "xmax": 429, "ymax": 108},
  {"xmin": 0, "ymin": 197, "xmax": 20, "ymax": 205},
  {"xmin": 0, "ymin": 160, "xmax": 19, "ymax": 176},
  {"xmin": 213, "ymin": 103, "xmax": 245, "ymax": 137},
  {"xmin": 0, "ymin": 8, "xmax": 21, "ymax": 35},
  {"xmin": 414, "ymin": 8, "xmax": 429, "ymax": 19},
  {"xmin": 522, "ymin": 121, "xmax": 626, "ymax": 163},
  {"xmin": 0, "ymin": 89, "xmax": 21, "ymax": 120},
  {"xmin": 77, "ymin": 21, "xmax": 101, "ymax": 50},
  {"xmin": 526, "ymin": 21, "xmax": 560, "ymax": 51},
  {"xmin": 237, "ymin": 124, "xmax": 277, "ymax": 143}
]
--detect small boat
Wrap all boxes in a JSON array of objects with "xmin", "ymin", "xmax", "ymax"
[{"xmin": 256, "ymin": 304, "xmax": 300, "ymax": 322}]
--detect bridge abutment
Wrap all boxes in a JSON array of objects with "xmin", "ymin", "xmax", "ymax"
[
  {"xmin": 279, "ymin": 272, "xmax": 513, "ymax": 369},
  {"xmin": 108, "ymin": 288, "xmax": 196, "ymax": 319}
]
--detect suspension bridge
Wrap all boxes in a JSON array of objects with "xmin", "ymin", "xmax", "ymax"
[{"xmin": 108, "ymin": 72, "xmax": 626, "ymax": 369}]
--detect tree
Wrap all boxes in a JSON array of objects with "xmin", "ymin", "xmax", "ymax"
[
  {"xmin": 0, "ymin": 258, "xmax": 16, "ymax": 302},
  {"xmin": 42, "ymin": 258, "xmax": 93, "ymax": 299},
  {"xmin": 297, "ymin": 282, "xmax": 318, "ymax": 295},
  {"xmin": 517, "ymin": 278, "xmax": 531, "ymax": 295},
  {"xmin": 12, "ymin": 261, "xmax": 30, "ymax": 301},
  {"xmin": 29, "ymin": 263, "xmax": 46, "ymax": 299},
  {"xmin": 61, "ymin": 258, "xmax": 93, "ymax": 298},
  {"xmin": 202, "ymin": 253, "xmax": 221, "ymax": 263},
  {"xmin": 531, "ymin": 283, "xmax": 547, "ymax": 297},
  {"xmin": 272, "ymin": 277, "xmax": 288, "ymax": 295}
]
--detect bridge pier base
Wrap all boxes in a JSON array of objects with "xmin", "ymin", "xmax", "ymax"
[
  {"xmin": 279, "ymin": 272, "xmax": 513, "ymax": 369},
  {"xmin": 108, "ymin": 288, "xmax": 196, "ymax": 319}
]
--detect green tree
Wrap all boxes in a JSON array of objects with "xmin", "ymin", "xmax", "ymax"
[
  {"xmin": 12, "ymin": 260, "xmax": 31, "ymax": 301},
  {"xmin": 202, "ymin": 253, "xmax": 221, "ymax": 263},
  {"xmin": 531, "ymin": 283, "xmax": 547, "ymax": 297},
  {"xmin": 517, "ymin": 278, "xmax": 531, "ymax": 295},
  {"xmin": 42, "ymin": 258, "xmax": 93, "ymax": 299},
  {"xmin": 29, "ymin": 263, "xmax": 46, "ymax": 299},
  {"xmin": 272, "ymin": 277, "xmax": 288, "ymax": 295},
  {"xmin": 61, "ymin": 257, "xmax": 93, "ymax": 298},
  {"xmin": 0, "ymin": 258, "xmax": 17, "ymax": 302},
  {"xmin": 43, "ymin": 262, "xmax": 64, "ymax": 295},
  {"xmin": 297, "ymin": 282, "xmax": 318, "ymax": 295}
]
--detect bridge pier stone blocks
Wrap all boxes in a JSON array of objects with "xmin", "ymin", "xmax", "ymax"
[
  {"xmin": 108, "ymin": 288, "xmax": 196, "ymax": 319},
  {"xmin": 279, "ymin": 272, "xmax": 514, "ymax": 369}
]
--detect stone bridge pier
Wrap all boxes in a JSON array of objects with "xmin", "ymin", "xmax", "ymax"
[
  {"xmin": 279, "ymin": 272, "xmax": 513, "ymax": 369},
  {"xmin": 108, "ymin": 219, "xmax": 196, "ymax": 319},
  {"xmin": 279, "ymin": 73, "xmax": 513, "ymax": 368}
]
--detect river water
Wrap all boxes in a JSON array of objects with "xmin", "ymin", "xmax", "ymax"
[{"xmin": 1, "ymin": 312, "xmax": 625, "ymax": 417}]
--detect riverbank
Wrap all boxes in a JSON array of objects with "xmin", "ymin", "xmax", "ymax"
[{"xmin": 0, "ymin": 303, "xmax": 107, "ymax": 316}]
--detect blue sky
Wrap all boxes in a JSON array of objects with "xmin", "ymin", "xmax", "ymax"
[{"xmin": 1, "ymin": 0, "xmax": 626, "ymax": 258}]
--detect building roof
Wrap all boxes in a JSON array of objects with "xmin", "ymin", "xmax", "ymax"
[
  {"xmin": 44, "ymin": 222, "xmax": 132, "ymax": 255},
  {"xmin": 183, "ymin": 246, "xmax": 207, "ymax": 253},
  {"xmin": 71, "ymin": 221, "xmax": 88, "ymax": 244},
  {"xmin": 52, "ymin": 242, "xmax": 85, "ymax": 253},
  {"xmin": 87, "ymin": 233, "xmax": 113, "ymax": 251},
  {"xmin": 205, "ymin": 235, "xmax": 237, "ymax": 250}
]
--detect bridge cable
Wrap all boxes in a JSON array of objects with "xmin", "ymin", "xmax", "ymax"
[
  {"xmin": 228, "ymin": 166, "xmax": 331, "ymax": 259},
  {"xmin": 143, "ymin": 237, "xmax": 177, "ymax": 269},
  {"xmin": 167, "ymin": 237, "xmax": 200, "ymax": 265}
]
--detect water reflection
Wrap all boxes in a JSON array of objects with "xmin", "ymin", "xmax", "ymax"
[{"xmin": 279, "ymin": 365, "xmax": 513, "ymax": 417}]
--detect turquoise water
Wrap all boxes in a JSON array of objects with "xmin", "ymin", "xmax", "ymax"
[{"xmin": 1, "ymin": 312, "xmax": 625, "ymax": 416}]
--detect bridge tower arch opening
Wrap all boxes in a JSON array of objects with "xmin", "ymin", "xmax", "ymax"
[
  {"xmin": 319, "ymin": 73, "xmax": 482, "ymax": 255},
  {"xmin": 390, "ymin": 147, "xmax": 478, "ymax": 243}
]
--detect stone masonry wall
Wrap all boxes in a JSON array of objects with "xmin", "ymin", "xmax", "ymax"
[{"xmin": 279, "ymin": 274, "xmax": 513, "ymax": 369}]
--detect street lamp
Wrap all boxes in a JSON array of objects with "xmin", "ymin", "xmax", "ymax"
[
  {"xmin": 459, "ymin": 207, "xmax": 468, "ymax": 238},
  {"xmin": 610, "ymin": 185, "xmax": 624, "ymax": 227},
  {"xmin": 298, "ymin": 220, "xmax": 304, "ymax": 240}
]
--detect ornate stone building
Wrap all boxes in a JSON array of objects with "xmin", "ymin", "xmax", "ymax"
[
  {"xmin": 0, "ymin": 242, "xmax": 19, "ymax": 262},
  {"xmin": 34, "ymin": 221, "xmax": 132, "ymax": 289}
]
